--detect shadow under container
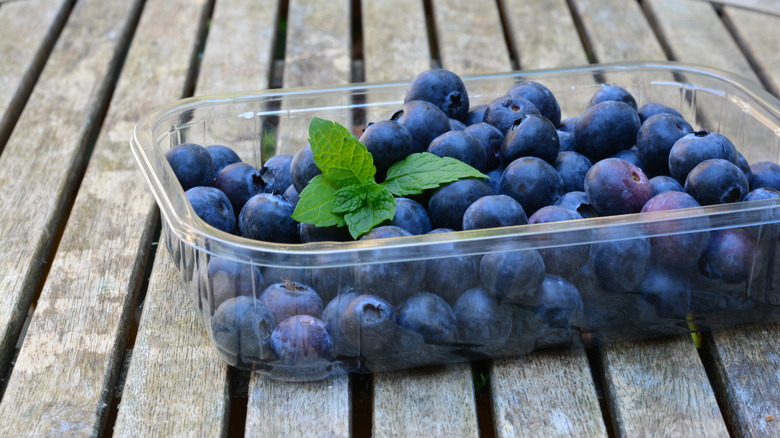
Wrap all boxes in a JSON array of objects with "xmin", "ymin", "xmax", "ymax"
[{"xmin": 131, "ymin": 61, "xmax": 780, "ymax": 381}]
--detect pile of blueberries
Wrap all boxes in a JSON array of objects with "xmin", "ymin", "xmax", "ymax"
[{"xmin": 165, "ymin": 68, "xmax": 780, "ymax": 379}]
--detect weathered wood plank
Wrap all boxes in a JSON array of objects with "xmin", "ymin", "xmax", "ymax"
[
  {"xmin": 491, "ymin": 349, "xmax": 608, "ymax": 437},
  {"xmin": 643, "ymin": 0, "xmax": 759, "ymax": 83},
  {"xmin": 245, "ymin": 1, "xmax": 352, "ymax": 436},
  {"xmin": 0, "ymin": 0, "xmax": 142, "ymax": 419},
  {"xmin": 115, "ymin": 1, "xmax": 279, "ymax": 435},
  {"xmin": 692, "ymin": 0, "xmax": 780, "ymax": 16},
  {"xmin": 501, "ymin": 0, "xmax": 588, "ymax": 70},
  {"xmin": 571, "ymin": 0, "xmax": 665, "ymax": 62},
  {"xmin": 722, "ymin": 5, "xmax": 780, "ymax": 95},
  {"xmin": 0, "ymin": 0, "xmax": 70, "ymax": 148},
  {"xmin": 431, "ymin": 0, "xmax": 513, "ymax": 75},
  {"xmin": 362, "ymin": 0, "xmax": 431, "ymax": 83},
  {"xmin": 373, "ymin": 363, "xmax": 479, "ymax": 437},
  {"xmin": 705, "ymin": 324, "xmax": 780, "ymax": 438},
  {"xmin": 0, "ymin": 0, "xmax": 214, "ymax": 435},
  {"xmin": 601, "ymin": 335, "xmax": 729, "ymax": 437}
]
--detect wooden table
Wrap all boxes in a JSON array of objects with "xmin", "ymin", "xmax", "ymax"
[{"xmin": 1, "ymin": 0, "xmax": 779, "ymax": 436}]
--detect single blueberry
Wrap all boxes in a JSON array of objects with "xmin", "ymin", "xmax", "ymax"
[
  {"xmin": 554, "ymin": 151, "xmax": 592, "ymax": 193},
  {"xmin": 404, "ymin": 68, "xmax": 470, "ymax": 121},
  {"xmin": 649, "ymin": 175, "xmax": 684, "ymax": 196},
  {"xmin": 636, "ymin": 113, "xmax": 693, "ymax": 176},
  {"xmin": 322, "ymin": 290, "xmax": 361, "ymax": 356},
  {"xmin": 668, "ymin": 130, "xmax": 739, "ymax": 184},
  {"xmin": 640, "ymin": 191, "xmax": 710, "ymax": 267},
  {"xmin": 391, "ymin": 197, "xmax": 432, "ymax": 235},
  {"xmin": 428, "ymin": 178, "xmax": 494, "ymax": 230},
  {"xmin": 211, "ymin": 296, "xmax": 275, "ymax": 361},
  {"xmin": 507, "ymin": 81, "xmax": 562, "ymax": 127},
  {"xmin": 299, "ymin": 222, "xmax": 353, "ymax": 242},
  {"xmin": 238, "ymin": 193, "xmax": 299, "ymax": 243},
  {"xmin": 464, "ymin": 122, "xmax": 504, "ymax": 171},
  {"xmin": 165, "ymin": 143, "xmax": 215, "ymax": 190},
  {"xmin": 699, "ymin": 228, "xmax": 762, "ymax": 284},
  {"xmin": 259, "ymin": 280, "xmax": 324, "ymax": 324},
  {"xmin": 749, "ymin": 161, "xmax": 780, "ymax": 191},
  {"xmin": 462, "ymin": 194, "xmax": 527, "ymax": 231},
  {"xmin": 575, "ymin": 101, "xmax": 641, "ymax": 161},
  {"xmin": 185, "ymin": 186, "xmax": 236, "ymax": 233},
  {"xmin": 339, "ymin": 294, "xmax": 397, "ymax": 355},
  {"xmin": 422, "ymin": 228, "xmax": 480, "ymax": 304},
  {"xmin": 483, "ymin": 94, "xmax": 541, "ymax": 135},
  {"xmin": 207, "ymin": 256, "xmax": 264, "ymax": 314},
  {"xmin": 290, "ymin": 144, "xmax": 322, "ymax": 193},
  {"xmin": 590, "ymin": 237, "xmax": 651, "ymax": 293},
  {"xmin": 391, "ymin": 100, "xmax": 452, "ymax": 153},
  {"xmin": 500, "ymin": 114, "xmax": 559, "ymax": 166},
  {"xmin": 359, "ymin": 120, "xmax": 414, "ymax": 177},
  {"xmin": 557, "ymin": 130, "xmax": 575, "ymax": 152},
  {"xmin": 396, "ymin": 291, "xmax": 458, "ymax": 345},
  {"xmin": 523, "ymin": 275, "xmax": 584, "ymax": 329},
  {"xmin": 466, "ymin": 104, "xmax": 488, "ymax": 125},
  {"xmin": 449, "ymin": 118, "xmax": 467, "ymax": 131},
  {"xmin": 587, "ymin": 84, "xmax": 637, "ymax": 110},
  {"xmin": 454, "ymin": 287, "xmax": 511, "ymax": 344},
  {"xmin": 479, "ymin": 249, "xmax": 546, "ymax": 304},
  {"xmin": 584, "ymin": 158, "xmax": 652, "ymax": 216},
  {"xmin": 271, "ymin": 314, "xmax": 333, "ymax": 364},
  {"xmin": 213, "ymin": 162, "xmax": 264, "ymax": 214},
  {"xmin": 637, "ymin": 102, "xmax": 683, "ymax": 124},
  {"xmin": 500, "ymin": 156, "xmax": 563, "ymax": 215},
  {"xmin": 260, "ymin": 154, "xmax": 294, "ymax": 195},
  {"xmin": 528, "ymin": 205, "xmax": 588, "ymax": 278},
  {"xmin": 684, "ymin": 158, "xmax": 749, "ymax": 206},
  {"xmin": 427, "ymin": 130, "xmax": 487, "ymax": 172},
  {"xmin": 206, "ymin": 144, "xmax": 242, "ymax": 175},
  {"xmin": 554, "ymin": 191, "xmax": 598, "ymax": 219}
]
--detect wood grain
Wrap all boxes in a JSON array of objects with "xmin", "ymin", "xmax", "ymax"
[
  {"xmin": 0, "ymin": 0, "xmax": 70, "ymax": 147},
  {"xmin": 362, "ymin": 0, "xmax": 431, "ymax": 83},
  {"xmin": 0, "ymin": 0, "xmax": 213, "ymax": 435},
  {"xmin": 601, "ymin": 335, "xmax": 729, "ymax": 437},
  {"xmin": 722, "ymin": 5, "xmax": 780, "ymax": 95},
  {"xmin": 571, "ymin": 0, "xmax": 665, "ymax": 62},
  {"xmin": 705, "ymin": 324, "xmax": 780, "ymax": 438},
  {"xmin": 373, "ymin": 363, "xmax": 479, "ymax": 437},
  {"xmin": 501, "ymin": 0, "xmax": 588, "ymax": 70},
  {"xmin": 244, "ymin": 1, "xmax": 352, "ymax": 436},
  {"xmin": 431, "ymin": 0, "xmax": 513, "ymax": 75},
  {"xmin": 643, "ymin": 0, "xmax": 759, "ymax": 83},
  {"xmin": 491, "ymin": 349, "xmax": 607, "ymax": 437},
  {"xmin": 0, "ymin": 0, "xmax": 142, "ymax": 416}
]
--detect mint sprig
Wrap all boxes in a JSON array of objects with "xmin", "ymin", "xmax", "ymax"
[{"xmin": 292, "ymin": 117, "xmax": 488, "ymax": 239}]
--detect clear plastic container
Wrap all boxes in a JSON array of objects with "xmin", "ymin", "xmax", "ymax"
[{"xmin": 131, "ymin": 61, "xmax": 780, "ymax": 381}]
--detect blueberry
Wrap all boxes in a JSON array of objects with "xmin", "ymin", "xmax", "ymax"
[
  {"xmin": 524, "ymin": 275, "xmax": 584, "ymax": 328},
  {"xmin": 684, "ymin": 158, "xmax": 749, "ymax": 206},
  {"xmin": 359, "ymin": 120, "xmax": 414, "ymax": 176},
  {"xmin": 427, "ymin": 130, "xmax": 487, "ymax": 172},
  {"xmin": 207, "ymin": 256, "xmax": 264, "ymax": 314},
  {"xmin": 640, "ymin": 191, "xmax": 710, "ymax": 267},
  {"xmin": 749, "ymin": 161, "xmax": 780, "ymax": 191},
  {"xmin": 390, "ymin": 197, "xmax": 432, "ymax": 235},
  {"xmin": 422, "ymin": 229, "xmax": 480, "ymax": 304},
  {"xmin": 558, "ymin": 117, "xmax": 577, "ymax": 133},
  {"xmin": 259, "ymin": 280, "xmax": 324, "ymax": 324},
  {"xmin": 404, "ymin": 68, "xmax": 470, "ymax": 121},
  {"xmin": 637, "ymin": 263, "xmax": 691, "ymax": 319},
  {"xmin": 352, "ymin": 226, "xmax": 426, "ymax": 302},
  {"xmin": 737, "ymin": 152, "xmax": 753, "ymax": 184},
  {"xmin": 238, "ymin": 193, "xmax": 299, "ymax": 243},
  {"xmin": 610, "ymin": 147, "xmax": 645, "ymax": 173},
  {"xmin": 587, "ymin": 84, "xmax": 637, "ymax": 110},
  {"xmin": 321, "ymin": 290, "xmax": 360, "ymax": 356},
  {"xmin": 462, "ymin": 194, "xmax": 527, "ymax": 231},
  {"xmin": 449, "ymin": 118, "xmax": 467, "ymax": 131},
  {"xmin": 453, "ymin": 287, "xmax": 511, "ymax": 344},
  {"xmin": 507, "ymin": 81, "xmax": 561, "ymax": 127},
  {"xmin": 554, "ymin": 191, "xmax": 597, "ymax": 218},
  {"xmin": 668, "ymin": 130, "xmax": 739, "ymax": 184},
  {"xmin": 290, "ymin": 144, "xmax": 322, "ymax": 193},
  {"xmin": 637, "ymin": 102, "xmax": 683, "ymax": 124},
  {"xmin": 743, "ymin": 187, "xmax": 780, "ymax": 239},
  {"xmin": 262, "ymin": 266, "xmax": 354, "ymax": 305},
  {"xmin": 500, "ymin": 114, "xmax": 559, "ymax": 166},
  {"xmin": 213, "ymin": 162, "xmax": 264, "ymax": 214},
  {"xmin": 466, "ymin": 104, "xmax": 488, "ymax": 125},
  {"xmin": 485, "ymin": 167, "xmax": 503, "ymax": 194},
  {"xmin": 575, "ymin": 101, "xmax": 641, "ymax": 161},
  {"xmin": 391, "ymin": 100, "xmax": 452, "ymax": 153},
  {"xmin": 554, "ymin": 151, "xmax": 592, "ymax": 193},
  {"xmin": 298, "ymin": 222, "xmax": 353, "ymax": 242},
  {"xmin": 483, "ymin": 94, "xmax": 541, "ymax": 135},
  {"xmin": 271, "ymin": 315, "xmax": 333, "ymax": 364},
  {"xmin": 584, "ymin": 158, "xmax": 652, "ymax": 216},
  {"xmin": 165, "ymin": 143, "xmax": 215, "ymax": 190},
  {"xmin": 396, "ymin": 291, "xmax": 458, "ymax": 345},
  {"xmin": 185, "ymin": 186, "xmax": 236, "ymax": 233},
  {"xmin": 283, "ymin": 184, "xmax": 299, "ymax": 206},
  {"xmin": 211, "ymin": 296, "xmax": 275, "ymax": 361},
  {"xmin": 557, "ymin": 130, "xmax": 575, "ymax": 152},
  {"xmin": 590, "ymin": 237, "xmax": 651, "ymax": 293},
  {"xmin": 528, "ymin": 205, "xmax": 588, "ymax": 278},
  {"xmin": 340, "ymin": 294, "xmax": 397, "ymax": 354},
  {"xmin": 428, "ymin": 178, "xmax": 493, "ymax": 230},
  {"xmin": 260, "ymin": 154, "xmax": 294, "ymax": 195},
  {"xmin": 636, "ymin": 113, "xmax": 693, "ymax": 176},
  {"xmin": 500, "ymin": 156, "xmax": 563, "ymax": 215},
  {"xmin": 463, "ymin": 122, "xmax": 504, "ymax": 171},
  {"xmin": 480, "ymin": 250, "xmax": 545, "ymax": 304},
  {"xmin": 206, "ymin": 144, "xmax": 242, "ymax": 175},
  {"xmin": 649, "ymin": 175, "xmax": 684, "ymax": 196},
  {"xmin": 699, "ymin": 228, "xmax": 763, "ymax": 284}
]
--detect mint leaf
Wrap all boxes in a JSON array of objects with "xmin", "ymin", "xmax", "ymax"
[
  {"xmin": 331, "ymin": 184, "xmax": 366, "ymax": 214},
  {"xmin": 292, "ymin": 174, "xmax": 346, "ymax": 227},
  {"xmin": 343, "ymin": 182, "xmax": 396, "ymax": 239},
  {"xmin": 382, "ymin": 152, "xmax": 488, "ymax": 196},
  {"xmin": 309, "ymin": 117, "xmax": 376, "ymax": 187}
]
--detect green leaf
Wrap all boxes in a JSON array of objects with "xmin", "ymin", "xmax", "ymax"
[
  {"xmin": 309, "ymin": 117, "xmax": 376, "ymax": 187},
  {"xmin": 331, "ymin": 184, "xmax": 367, "ymax": 214},
  {"xmin": 382, "ymin": 152, "xmax": 488, "ymax": 196},
  {"xmin": 343, "ymin": 182, "xmax": 396, "ymax": 239},
  {"xmin": 291, "ymin": 174, "xmax": 346, "ymax": 227}
]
